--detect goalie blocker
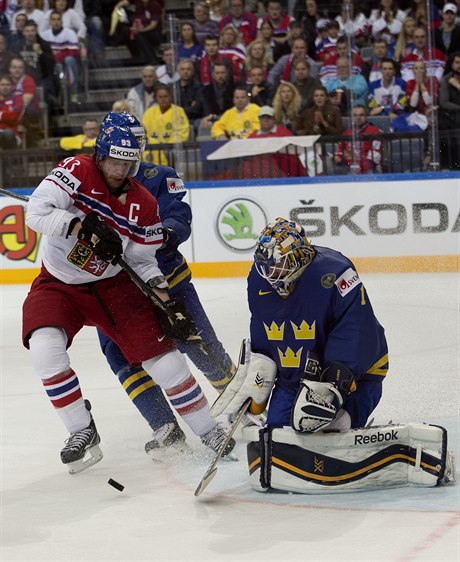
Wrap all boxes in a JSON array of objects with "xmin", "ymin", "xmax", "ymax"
[{"xmin": 242, "ymin": 423, "xmax": 455, "ymax": 493}]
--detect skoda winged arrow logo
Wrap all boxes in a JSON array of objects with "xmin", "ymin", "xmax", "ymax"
[{"xmin": 216, "ymin": 198, "xmax": 267, "ymax": 253}]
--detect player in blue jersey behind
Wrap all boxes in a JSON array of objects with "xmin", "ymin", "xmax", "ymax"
[
  {"xmin": 212, "ymin": 217, "xmax": 389, "ymax": 434},
  {"xmin": 97, "ymin": 112, "xmax": 235, "ymax": 455}
]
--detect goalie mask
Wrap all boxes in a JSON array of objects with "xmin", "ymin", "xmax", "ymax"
[
  {"xmin": 95, "ymin": 125, "xmax": 141, "ymax": 177},
  {"xmin": 254, "ymin": 217, "xmax": 315, "ymax": 297}
]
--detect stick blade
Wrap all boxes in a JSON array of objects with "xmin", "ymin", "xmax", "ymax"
[
  {"xmin": 194, "ymin": 397, "xmax": 251, "ymax": 497},
  {"xmin": 194, "ymin": 467, "xmax": 218, "ymax": 496}
]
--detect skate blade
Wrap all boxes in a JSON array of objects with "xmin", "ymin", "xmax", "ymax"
[{"xmin": 68, "ymin": 445, "xmax": 103, "ymax": 474}]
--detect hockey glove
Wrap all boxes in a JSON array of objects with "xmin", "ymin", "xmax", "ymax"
[
  {"xmin": 78, "ymin": 212, "xmax": 123, "ymax": 264},
  {"xmin": 158, "ymin": 227, "xmax": 179, "ymax": 258},
  {"xmin": 291, "ymin": 380, "xmax": 343, "ymax": 433},
  {"xmin": 211, "ymin": 339, "xmax": 277, "ymax": 417},
  {"xmin": 291, "ymin": 362, "xmax": 355, "ymax": 433},
  {"xmin": 157, "ymin": 298, "xmax": 200, "ymax": 343}
]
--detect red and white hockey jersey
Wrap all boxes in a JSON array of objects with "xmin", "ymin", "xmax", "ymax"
[{"xmin": 26, "ymin": 154, "xmax": 165, "ymax": 284}]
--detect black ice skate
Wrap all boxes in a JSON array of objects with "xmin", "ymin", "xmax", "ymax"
[
  {"xmin": 60, "ymin": 400, "xmax": 102, "ymax": 474},
  {"xmin": 201, "ymin": 423, "xmax": 236, "ymax": 457},
  {"xmin": 145, "ymin": 421, "xmax": 191, "ymax": 459}
]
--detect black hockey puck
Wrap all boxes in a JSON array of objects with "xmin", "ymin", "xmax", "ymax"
[{"xmin": 108, "ymin": 478, "xmax": 124, "ymax": 492}]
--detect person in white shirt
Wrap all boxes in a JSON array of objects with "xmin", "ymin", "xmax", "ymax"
[
  {"xmin": 10, "ymin": 0, "xmax": 44, "ymax": 31},
  {"xmin": 156, "ymin": 46, "xmax": 180, "ymax": 85},
  {"xmin": 40, "ymin": 0, "xmax": 87, "ymax": 42}
]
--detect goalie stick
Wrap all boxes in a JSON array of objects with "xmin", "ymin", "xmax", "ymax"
[
  {"xmin": 194, "ymin": 397, "xmax": 251, "ymax": 497},
  {"xmin": 0, "ymin": 187, "xmax": 233, "ymax": 379}
]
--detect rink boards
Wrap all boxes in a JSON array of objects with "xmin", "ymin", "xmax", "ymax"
[{"xmin": 0, "ymin": 172, "xmax": 459, "ymax": 283}]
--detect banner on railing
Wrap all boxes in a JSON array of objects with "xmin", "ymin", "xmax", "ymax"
[{"xmin": 0, "ymin": 174, "xmax": 458, "ymax": 283}]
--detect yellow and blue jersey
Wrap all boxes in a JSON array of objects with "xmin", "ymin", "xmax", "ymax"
[{"xmin": 248, "ymin": 245, "xmax": 388, "ymax": 427}]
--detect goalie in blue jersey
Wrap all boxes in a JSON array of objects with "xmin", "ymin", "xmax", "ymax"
[
  {"xmin": 212, "ymin": 216, "xmax": 389, "ymax": 433},
  {"xmin": 212, "ymin": 218, "xmax": 454, "ymax": 493}
]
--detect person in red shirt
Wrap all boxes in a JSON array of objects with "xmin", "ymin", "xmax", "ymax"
[
  {"xmin": 257, "ymin": 0, "xmax": 294, "ymax": 49},
  {"xmin": 218, "ymin": 0, "xmax": 257, "ymax": 46},
  {"xmin": 241, "ymin": 105, "xmax": 306, "ymax": 177},
  {"xmin": 199, "ymin": 34, "xmax": 232, "ymax": 86},
  {"xmin": 218, "ymin": 24, "xmax": 246, "ymax": 83},
  {"xmin": 401, "ymin": 25, "xmax": 446, "ymax": 83},
  {"xmin": 0, "ymin": 73, "xmax": 24, "ymax": 148},
  {"xmin": 9, "ymin": 56, "xmax": 38, "ymax": 111},
  {"xmin": 334, "ymin": 104, "xmax": 382, "ymax": 174}
]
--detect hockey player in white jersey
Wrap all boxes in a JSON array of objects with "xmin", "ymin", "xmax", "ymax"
[{"xmin": 22, "ymin": 124, "xmax": 234, "ymax": 473}]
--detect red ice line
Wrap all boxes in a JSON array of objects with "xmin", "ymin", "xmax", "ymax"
[{"xmin": 396, "ymin": 511, "xmax": 460, "ymax": 562}]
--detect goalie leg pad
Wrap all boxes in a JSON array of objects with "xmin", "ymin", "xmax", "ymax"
[
  {"xmin": 244, "ymin": 425, "xmax": 270, "ymax": 492},
  {"xmin": 242, "ymin": 423, "xmax": 453, "ymax": 494}
]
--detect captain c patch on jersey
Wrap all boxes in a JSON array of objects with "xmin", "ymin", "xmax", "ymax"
[
  {"xmin": 166, "ymin": 177, "xmax": 186, "ymax": 193},
  {"xmin": 335, "ymin": 267, "xmax": 361, "ymax": 297}
]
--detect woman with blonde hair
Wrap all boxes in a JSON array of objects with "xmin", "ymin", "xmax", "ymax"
[
  {"xmin": 405, "ymin": 59, "xmax": 438, "ymax": 116},
  {"xmin": 394, "ymin": 16, "xmax": 416, "ymax": 60},
  {"xmin": 208, "ymin": 0, "xmax": 226, "ymax": 22},
  {"xmin": 219, "ymin": 23, "xmax": 246, "ymax": 53},
  {"xmin": 112, "ymin": 99, "xmax": 133, "ymax": 113},
  {"xmin": 272, "ymin": 81, "xmax": 302, "ymax": 133},
  {"xmin": 219, "ymin": 24, "xmax": 246, "ymax": 83},
  {"xmin": 243, "ymin": 39, "xmax": 273, "ymax": 82}
]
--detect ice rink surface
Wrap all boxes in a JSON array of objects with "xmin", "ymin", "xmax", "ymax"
[{"xmin": 1, "ymin": 272, "xmax": 459, "ymax": 562}]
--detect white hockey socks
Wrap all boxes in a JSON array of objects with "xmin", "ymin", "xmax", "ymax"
[{"xmin": 143, "ymin": 350, "xmax": 215, "ymax": 437}]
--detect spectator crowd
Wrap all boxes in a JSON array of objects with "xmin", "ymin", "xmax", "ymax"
[{"xmin": 0, "ymin": 0, "xmax": 459, "ymax": 173}]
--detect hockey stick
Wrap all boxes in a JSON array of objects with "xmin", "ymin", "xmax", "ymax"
[
  {"xmin": 0, "ymin": 187, "xmax": 191, "ymax": 326},
  {"xmin": 194, "ymin": 397, "xmax": 251, "ymax": 497},
  {"xmin": 1, "ymin": 187, "xmax": 233, "ymax": 378},
  {"xmin": 0, "ymin": 187, "xmax": 30, "ymax": 202},
  {"xmin": 117, "ymin": 257, "xmax": 235, "ymax": 377}
]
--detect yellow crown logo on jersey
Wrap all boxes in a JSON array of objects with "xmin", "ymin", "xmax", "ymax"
[
  {"xmin": 291, "ymin": 320, "xmax": 316, "ymax": 340},
  {"xmin": 264, "ymin": 321, "xmax": 285, "ymax": 340},
  {"xmin": 278, "ymin": 346, "xmax": 303, "ymax": 368}
]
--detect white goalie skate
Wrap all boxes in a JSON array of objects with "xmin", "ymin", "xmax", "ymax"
[{"xmin": 60, "ymin": 400, "xmax": 103, "ymax": 474}]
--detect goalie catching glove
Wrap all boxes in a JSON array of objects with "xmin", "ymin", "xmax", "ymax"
[
  {"xmin": 78, "ymin": 212, "xmax": 123, "ymax": 264},
  {"xmin": 291, "ymin": 362, "xmax": 355, "ymax": 433},
  {"xmin": 211, "ymin": 339, "xmax": 277, "ymax": 417},
  {"xmin": 157, "ymin": 298, "xmax": 201, "ymax": 343}
]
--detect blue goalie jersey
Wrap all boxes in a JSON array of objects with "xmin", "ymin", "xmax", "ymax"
[{"xmin": 247, "ymin": 246, "xmax": 389, "ymax": 428}]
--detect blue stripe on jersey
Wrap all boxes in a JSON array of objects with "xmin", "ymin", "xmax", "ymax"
[
  {"xmin": 75, "ymin": 193, "xmax": 154, "ymax": 242},
  {"xmin": 76, "ymin": 193, "xmax": 135, "ymax": 233}
]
